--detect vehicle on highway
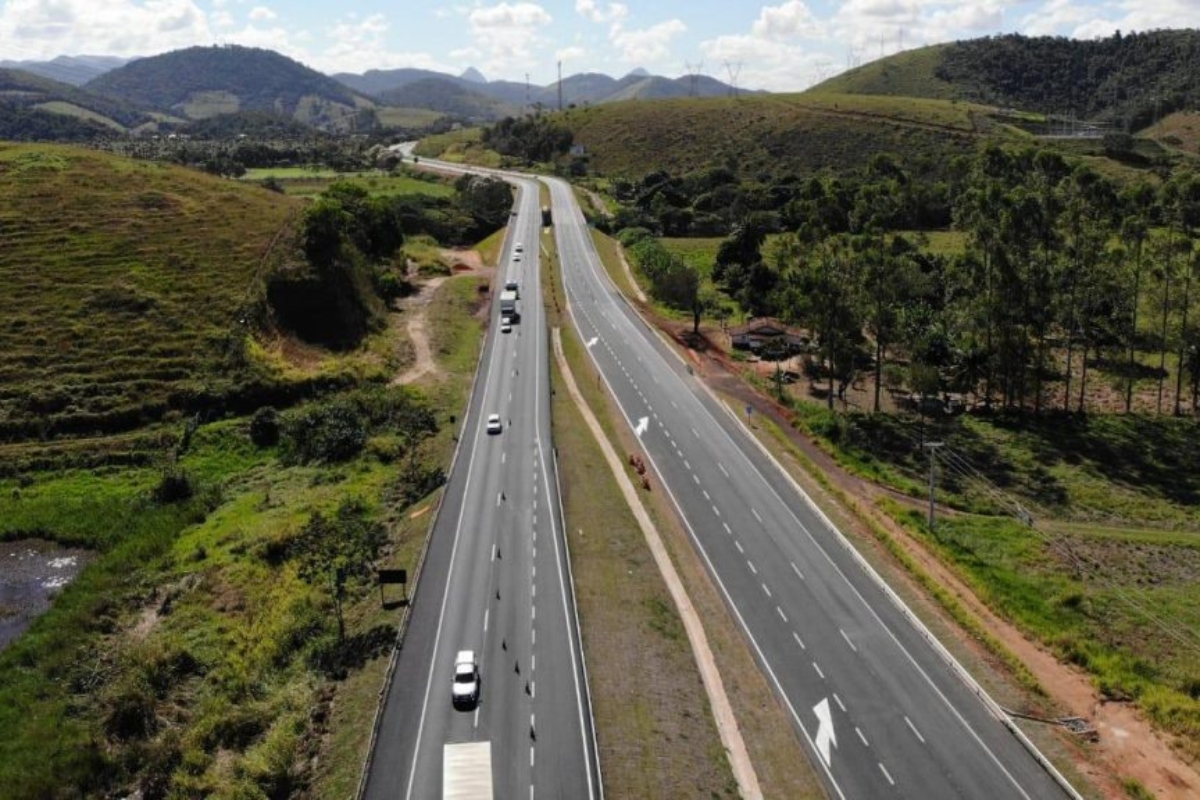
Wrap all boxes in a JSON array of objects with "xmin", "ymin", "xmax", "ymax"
[
  {"xmin": 501, "ymin": 321, "xmax": 512, "ymax": 334},
  {"xmin": 452, "ymin": 650, "xmax": 480, "ymax": 710},
  {"xmin": 514, "ymin": 242, "xmax": 523, "ymax": 253},
  {"xmin": 486, "ymin": 414, "xmax": 502, "ymax": 435},
  {"xmin": 504, "ymin": 280, "xmax": 519, "ymax": 296},
  {"xmin": 499, "ymin": 290, "xmax": 519, "ymax": 322},
  {"xmin": 512, "ymin": 253, "xmax": 521, "ymax": 263}
]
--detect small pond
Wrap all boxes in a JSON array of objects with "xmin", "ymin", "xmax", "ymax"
[{"xmin": 0, "ymin": 538, "xmax": 94, "ymax": 650}]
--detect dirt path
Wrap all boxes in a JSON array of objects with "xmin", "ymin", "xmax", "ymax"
[
  {"xmin": 392, "ymin": 249, "xmax": 490, "ymax": 386},
  {"xmin": 391, "ymin": 275, "xmax": 448, "ymax": 386},
  {"xmin": 659, "ymin": 318, "xmax": 1200, "ymax": 800}
]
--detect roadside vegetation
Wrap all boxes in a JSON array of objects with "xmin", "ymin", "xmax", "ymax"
[{"xmin": 0, "ymin": 143, "xmax": 504, "ymax": 798}]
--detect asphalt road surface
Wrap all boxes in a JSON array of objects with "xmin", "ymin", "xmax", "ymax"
[
  {"xmin": 544, "ymin": 174, "xmax": 1079, "ymax": 800},
  {"xmin": 363, "ymin": 177, "xmax": 599, "ymax": 800}
]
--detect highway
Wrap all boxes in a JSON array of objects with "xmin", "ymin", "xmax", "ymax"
[
  {"xmin": 362, "ymin": 176, "xmax": 599, "ymax": 800},
  {"xmin": 544, "ymin": 175, "xmax": 1079, "ymax": 800}
]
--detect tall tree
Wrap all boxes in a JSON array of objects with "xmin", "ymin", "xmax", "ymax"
[
  {"xmin": 1162, "ymin": 173, "xmax": 1200, "ymax": 415},
  {"xmin": 1120, "ymin": 184, "xmax": 1154, "ymax": 413}
]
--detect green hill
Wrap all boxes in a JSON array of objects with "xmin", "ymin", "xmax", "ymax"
[
  {"xmin": 813, "ymin": 30, "xmax": 1200, "ymax": 129},
  {"xmin": 86, "ymin": 45, "xmax": 373, "ymax": 132},
  {"xmin": 0, "ymin": 68, "xmax": 149, "ymax": 135},
  {"xmin": 0, "ymin": 143, "xmax": 304, "ymax": 450},
  {"xmin": 557, "ymin": 92, "xmax": 1001, "ymax": 181}
]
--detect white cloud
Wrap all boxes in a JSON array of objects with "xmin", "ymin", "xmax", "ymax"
[
  {"xmin": 1069, "ymin": 0, "xmax": 1200, "ymax": 38},
  {"xmin": 609, "ymin": 17, "xmax": 686, "ymax": 65},
  {"xmin": 0, "ymin": 0, "xmax": 213, "ymax": 60},
  {"xmin": 752, "ymin": 1, "xmax": 823, "ymax": 41},
  {"xmin": 459, "ymin": 2, "xmax": 554, "ymax": 78},
  {"xmin": 468, "ymin": 2, "xmax": 553, "ymax": 33},
  {"xmin": 701, "ymin": 32, "xmax": 826, "ymax": 92},
  {"xmin": 248, "ymin": 7, "xmax": 277, "ymax": 23},
  {"xmin": 575, "ymin": 0, "xmax": 627, "ymax": 25}
]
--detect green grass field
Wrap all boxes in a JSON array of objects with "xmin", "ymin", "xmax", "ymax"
[{"xmin": 242, "ymin": 167, "xmax": 457, "ymax": 199}]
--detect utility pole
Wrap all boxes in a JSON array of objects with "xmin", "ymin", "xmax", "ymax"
[{"xmin": 923, "ymin": 441, "xmax": 943, "ymax": 530}]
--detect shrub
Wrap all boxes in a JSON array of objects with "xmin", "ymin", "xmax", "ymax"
[
  {"xmin": 104, "ymin": 682, "xmax": 158, "ymax": 742},
  {"xmin": 281, "ymin": 399, "xmax": 367, "ymax": 464},
  {"xmin": 249, "ymin": 406, "xmax": 280, "ymax": 447},
  {"xmin": 152, "ymin": 466, "xmax": 194, "ymax": 504}
]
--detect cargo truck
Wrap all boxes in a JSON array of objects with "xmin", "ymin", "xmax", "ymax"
[{"xmin": 498, "ymin": 289, "xmax": 519, "ymax": 323}]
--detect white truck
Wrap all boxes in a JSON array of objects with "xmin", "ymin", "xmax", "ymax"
[
  {"xmin": 498, "ymin": 289, "xmax": 519, "ymax": 323},
  {"xmin": 444, "ymin": 741, "xmax": 493, "ymax": 799}
]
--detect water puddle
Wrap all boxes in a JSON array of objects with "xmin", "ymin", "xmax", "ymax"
[{"xmin": 0, "ymin": 539, "xmax": 94, "ymax": 650}]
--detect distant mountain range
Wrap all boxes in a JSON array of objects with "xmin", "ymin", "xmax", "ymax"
[
  {"xmin": 0, "ymin": 45, "xmax": 748, "ymax": 139},
  {"xmin": 0, "ymin": 55, "xmax": 131, "ymax": 86},
  {"xmin": 333, "ymin": 65, "xmax": 746, "ymax": 111}
]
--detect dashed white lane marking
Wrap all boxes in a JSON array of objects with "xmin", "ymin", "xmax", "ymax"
[
  {"xmin": 531, "ymin": 654, "xmax": 536, "ymax": 671},
  {"xmin": 904, "ymin": 716, "xmax": 926, "ymax": 743},
  {"xmin": 762, "ymin": 583, "xmax": 771, "ymax": 598},
  {"xmin": 484, "ymin": 608, "xmax": 490, "ymax": 632},
  {"xmin": 531, "ymin": 747, "xmax": 535, "ymax": 768},
  {"xmin": 684, "ymin": 459, "xmax": 691, "ymax": 470},
  {"xmin": 747, "ymin": 561, "xmax": 757, "ymax": 575},
  {"xmin": 531, "ymin": 605, "xmax": 536, "ymax": 621},
  {"xmin": 718, "ymin": 462, "xmax": 729, "ymax": 478},
  {"xmin": 532, "ymin": 584, "xmax": 536, "ymax": 597},
  {"xmin": 856, "ymin": 727, "xmax": 869, "ymax": 747},
  {"xmin": 691, "ymin": 427, "xmax": 699, "ymax": 438},
  {"xmin": 840, "ymin": 628, "xmax": 858, "ymax": 653},
  {"xmin": 701, "ymin": 489, "xmax": 709, "ymax": 501},
  {"xmin": 502, "ymin": 452, "xmax": 507, "ymax": 464},
  {"xmin": 813, "ymin": 661, "xmax": 825, "ymax": 680},
  {"xmin": 692, "ymin": 474, "xmax": 700, "ymax": 485},
  {"xmin": 722, "ymin": 522, "xmax": 732, "ymax": 534},
  {"xmin": 735, "ymin": 540, "xmax": 744, "ymax": 554},
  {"xmin": 833, "ymin": 693, "xmax": 846, "ymax": 713},
  {"xmin": 752, "ymin": 508, "xmax": 763, "ymax": 523},
  {"xmin": 791, "ymin": 562, "xmax": 805, "ymax": 581},
  {"xmin": 777, "ymin": 606, "xmax": 788, "ymax": 623},
  {"xmin": 712, "ymin": 505, "xmax": 720, "ymax": 517},
  {"xmin": 879, "ymin": 763, "xmax": 895, "ymax": 786}
]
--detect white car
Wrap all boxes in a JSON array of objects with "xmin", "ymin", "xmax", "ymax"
[
  {"xmin": 486, "ymin": 414, "xmax": 502, "ymax": 434},
  {"xmin": 501, "ymin": 321, "xmax": 512, "ymax": 334},
  {"xmin": 512, "ymin": 253, "xmax": 522, "ymax": 263},
  {"xmin": 514, "ymin": 242, "xmax": 524, "ymax": 253},
  {"xmin": 452, "ymin": 650, "xmax": 480, "ymax": 710}
]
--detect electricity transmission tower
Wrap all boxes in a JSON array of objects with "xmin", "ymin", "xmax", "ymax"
[
  {"xmin": 684, "ymin": 59, "xmax": 704, "ymax": 97},
  {"xmin": 724, "ymin": 60, "xmax": 743, "ymax": 98}
]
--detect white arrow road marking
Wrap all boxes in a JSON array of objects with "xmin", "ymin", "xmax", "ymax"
[
  {"xmin": 814, "ymin": 697, "xmax": 837, "ymax": 768},
  {"xmin": 586, "ymin": 336, "xmax": 598, "ymax": 348},
  {"xmin": 634, "ymin": 416, "xmax": 649, "ymax": 437}
]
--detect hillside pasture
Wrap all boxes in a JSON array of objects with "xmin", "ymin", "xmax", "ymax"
[
  {"xmin": 0, "ymin": 143, "xmax": 302, "ymax": 453},
  {"xmin": 557, "ymin": 92, "xmax": 994, "ymax": 181}
]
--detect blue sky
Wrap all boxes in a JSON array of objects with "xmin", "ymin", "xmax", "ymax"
[{"xmin": 3, "ymin": 1, "xmax": 1199, "ymax": 91}]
